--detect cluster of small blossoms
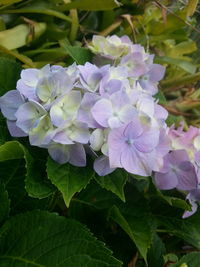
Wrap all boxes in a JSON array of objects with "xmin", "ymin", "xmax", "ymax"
[
  {"xmin": 0, "ymin": 35, "xmax": 169, "ymax": 178},
  {"xmin": 154, "ymin": 124, "xmax": 200, "ymax": 218}
]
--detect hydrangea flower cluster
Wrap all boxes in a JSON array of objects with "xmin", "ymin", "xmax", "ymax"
[
  {"xmin": 154, "ymin": 124, "xmax": 200, "ymax": 218},
  {"xmin": 0, "ymin": 35, "xmax": 169, "ymax": 178}
]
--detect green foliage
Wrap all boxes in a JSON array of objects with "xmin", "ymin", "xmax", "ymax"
[
  {"xmin": 0, "ymin": 183, "xmax": 10, "ymax": 224},
  {"xmin": 0, "ymin": 210, "xmax": 122, "ymax": 266},
  {"xmin": 172, "ymin": 252, "xmax": 200, "ymax": 267},
  {"xmin": 0, "ymin": 141, "xmax": 54, "ymax": 199},
  {"xmin": 95, "ymin": 169, "xmax": 128, "ymax": 202},
  {"xmin": 108, "ymin": 203, "xmax": 154, "ymax": 263},
  {"xmin": 60, "ymin": 39, "xmax": 93, "ymax": 64},
  {"xmin": 156, "ymin": 211, "xmax": 200, "ymax": 250},
  {"xmin": 0, "ymin": 57, "xmax": 21, "ymax": 95},
  {"xmin": 47, "ymin": 157, "xmax": 94, "ymax": 207},
  {"xmin": 62, "ymin": 0, "xmax": 120, "ymax": 11},
  {"xmin": 147, "ymin": 233, "xmax": 166, "ymax": 267}
]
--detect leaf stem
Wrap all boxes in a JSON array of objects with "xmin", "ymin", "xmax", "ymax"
[
  {"xmin": 0, "ymin": 45, "xmax": 35, "ymax": 67},
  {"xmin": 100, "ymin": 18, "xmax": 123, "ymax": 36},
  {"xmin": 69, "ymin": 9, "xmax": 79, "ymax": 43}
]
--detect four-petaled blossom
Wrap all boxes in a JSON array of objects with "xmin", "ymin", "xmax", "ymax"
[
  {"xmin": 154, "ymin": 150, "xmax": 198, "ymax": 191},
  {"xmin": 108, "ymin": 120, "xmax": 160, "ymax": 176}
]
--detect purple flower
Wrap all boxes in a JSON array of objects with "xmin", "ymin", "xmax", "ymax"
[
  {"xmin": 88, "ymin": 35, "xmax": 132, "ymax": 59},
  {"xmin": 182, "ymin": 189, "xmax": 200, "ymax": 218},
  {"xmin": 15, "ymin": 101, "xmax": 47, "ymax": 134},
  {"xmin": 99, "ymin": 66, "xmax": 129, "ymax": 96},
  {"xmin": 0, "ymin": 90, "xmax": 28, "ymax": 137},
  {"xmin": 52, "ymin": 121, "xmax": 90, "ymax": 145},
  {"xmin": 120, "ymin": 52, "xmax": 148, "ymax": 78},
  {"xmin": 6, "ymin": 120, "xmax": 27, "ymax": 137},
  {"xmin": 0, "ymin": 90, "xmax": 24, "ymax": 121},
  {"xmin": 78, "ymin": 63, "xmax": 109, "ymax": 92},
  {"xmin": 77, "ymin": 92, "xmax": 101, "ymax": 128},
  {"xmin": 17, "ymin": 68, "xmax": 40, "ymax": 101},
  {"xmin": 139, "ymin": 64, "xmax": 165, "ymax": 95},
  {"xmin": 108, "ymin": 120, "xmax": 160, "ymax": 176},
  {"xmin": 49, "ymin": 91, "xmax": 81, "ymax": 127},
  {"xmin": 48, "ymin": 142, "xmax": 86, "ymax": 166},
  {"xmin": 29, "ymin": 115, "xmax": 55, "ymax": 146},
  {"xmin": 94, "ymin": 155, "xmax": 115, "ymax": 176},
  {"xmin": 154, "ymin": 150, "xmax": 198, "ymax": 190},
  {"xmin": 36, "ymin": 69, "xmax": 73, "ymax": 105},
  {"xmin": 91, "ymin": 90, "xmax": 136, "ymax": 128}
]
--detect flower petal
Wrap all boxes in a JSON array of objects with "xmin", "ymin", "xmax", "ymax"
[
  {"xmin": 134, "ymin": 129, "xmax": 159, "ymax": 153},
  {"xmin": 7, "ymin": 120, "xmax": 27, "ymax": 137},
  {"xmin": 48, "ymin": 143, "xmax": 70, "ymax": 164},
  {"xmin": 91, "ymin": 98, "xmax": 113, "ymax": 127},
  {"xmin": 94, "ymin": 156, "xmax": 115, "ymax": 176},
  {"xmin": 154, "ymin": 171, "xmax": 178, "ymax": 190},
  {"xmin": 0, "ymin": 90, "xmax": 24, "ymax": 120},
  {"xmin": 15, "ymin": 101, "xmax": 46, "ymax": 133},
  {"xmin": 69, "ymin": 144, "xmax": 86, "ymax": 167},
  {"xmin": 120, "ymin": 148, "xmax": 151, "ymax": 176}
]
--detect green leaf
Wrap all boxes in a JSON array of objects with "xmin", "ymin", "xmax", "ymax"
[
  {"xmin": 95, "ymin": 169, "xmax": 128, "ymax": 202},
  {"xmin": 46, "ymin": 157, "xmax": 94, "ymax": 207},
  {"xmin": 24, "ymin": 150, "xmax": 55, "ymax": 199},
  {"xmin": 0, "ymin": 23, "xmax": 46, "ymax": 50},
  {"xmin": 172, "ymin": 252, "xmax": 200, "ymax": 267},
  {"xmin": 0, "ymin": 0, "xmax": 23, "ymax": 5},
  {"xmin": 0, "ymin": 141, "xmax": 54, "ymax": 199},
  {"xmin": 187, "ymin": 0, "xmax": 199, "ymax": 16},
  {"xmin": 0, "ymin": 183, "xmax": 10, "ymax": 224},
  {"xmin": 0, "ymin": 113, "xmax": 11, "ymax": 145},
  {"xmin": 168, "ymin": 40, "xmax": 197, "ymax": 58},
  {"xmin": 154, "ymin": 91, "xmax": 167, "ymax": 105},
  {"xmin": 156, "ymin": 210, "xmax": 200, "ymax": 250},
  {"xmin": 0, "ymin": 210, "xmax": 122, "ymax": 266},
  {"xmin": 60, "ymin": 39, "xmax": 93, "ymax": 64},
  {"xmin": 0, "ymin": 45, "xmax": 34, "ymax": 67},
  {"xmin": 161, "ymin": 72, "xmax": 200, "ymax": 89},
  {"xmin": 0, "ymin": 159, "xmax": 50, "ymax": 214},
  {"xmin": 0, "ymin": 0, "xmax": 71, "ymax": 22},
  {"xmin": 72, "ymin": 181, "xmax": 122, "ymax": 210},
  {"xmin": 147, "ymin": 233, "xmax": 166, "ymax": 267},
  {"xmin": 0, "ymin": 141, "xmax": 24, "ymax": 161},
  {"xmin": 0, "ymin": 57, "xmax": 21, "ymax": 96},
  {"xmin": 62, "ymin": 0, "xmax": 121, "ymax": 11},
  {"xmin": 108, "ymin": 203, "xmax": 154, "ymax": 263},
  {"xmin": 156, "ymin": 190, "xmax": 191, "ymax": 211},
  {"xmin": 156, "ymin": 56, "xmax": 196, "ymax": 74}
]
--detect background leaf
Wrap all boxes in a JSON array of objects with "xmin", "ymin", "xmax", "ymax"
[
  {"xmin": 156, "ymin": 210, "xmax": 200, "ymax": 250},
  {"xmin": 95, "ymin": 169, "xmax": 128, "ymax": 202},
  {"xmin": 47, "ymin": 157, "xmax": 94, "ymax": 207},
  {"xmin": 0, "ymin": 159, "xmax": 50, "ymax": 214},
  {"xmin": 60, "ymin": 40, "xmax": 93, "ymax": 65},
  {"xmin": 0, "ymin": 141, "xmax": 54, "ymax": 199},
  {"xmin": 187, "ymin": 0, "xmax": 199, "ymax": 16},
  {"xmin": 172, "ymin": 252, "xmax": 200, "ymax": 267},
  {"xmin": 0, "ymin": 210, "xmax": 122, "ymax": 267},
  {"xmin": 156, "ymin": 56, "xmax": 196, "ymax": 74},
  {"xmin": 0, "ymin": 183, "xmax": 10, "ymax": 224},
  {"xmin": 0, "ymin": 57, "xmax": 21, "ymax": 96},
  {"xmin": 62, "ymin": 0, "xmax": 121, "ymax": 11},
  {"xmin": 108, "ymin": 202, "xmax": 154, "ymax": 263},
  {"xmin": 147, "ymin": 233, "xmax": 166, "ymax": 267}
]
